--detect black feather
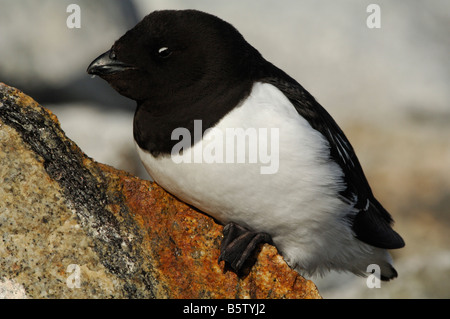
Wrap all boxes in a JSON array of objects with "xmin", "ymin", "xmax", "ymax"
[{"xmin": 353, "ymin": 199, "xmax": 405, "ymax": 249}]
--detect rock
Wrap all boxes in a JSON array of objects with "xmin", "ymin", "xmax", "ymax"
[{"xmin": 0, "ymin": 83, "xmax": 321, "ymax": 299}]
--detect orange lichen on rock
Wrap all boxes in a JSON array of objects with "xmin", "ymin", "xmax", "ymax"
[{"xmin": 98, "ymin": 152, "xmax": 321, "ymax": 299}]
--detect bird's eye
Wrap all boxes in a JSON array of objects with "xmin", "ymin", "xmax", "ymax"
[
  {"xmin": 110, "ymin": 51, "xmax": 117, "ymax": 60},
  {"xmin": 157, "ymin": 47, "xmax": 172, "ymax": 59}
]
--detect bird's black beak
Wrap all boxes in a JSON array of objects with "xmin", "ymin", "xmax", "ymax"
[{"xmin": 87, "ymin": 50, "xmax": 136, "ymax": 76}]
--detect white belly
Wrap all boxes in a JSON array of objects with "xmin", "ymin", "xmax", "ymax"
[{"xmin": 136, "ymin": 82, "xmax": 370, "ymax": 276}]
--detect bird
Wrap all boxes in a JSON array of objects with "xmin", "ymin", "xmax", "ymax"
[{"xmin": 87, "ymin": 9, "xmax": 405, "ymax": 280}]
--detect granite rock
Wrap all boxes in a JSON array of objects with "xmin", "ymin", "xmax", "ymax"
[{"xmin": 0, "ymin": 83, "xmax": 321, "ymax": 299}]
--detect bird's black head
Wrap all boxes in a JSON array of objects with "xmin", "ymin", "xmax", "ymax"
[{"xmin": 87, "ymin": 9, "xmax": 263, "ymax": 103}]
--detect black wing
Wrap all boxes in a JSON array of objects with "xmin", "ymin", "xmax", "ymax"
[{"xmin": 259, "ymin": 65, "xmax": 404, "ymax": 249}]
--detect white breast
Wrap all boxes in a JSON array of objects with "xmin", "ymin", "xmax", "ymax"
[{"xmin": 136, "ymin": 82, "xmax": 371, "ymax": 276}]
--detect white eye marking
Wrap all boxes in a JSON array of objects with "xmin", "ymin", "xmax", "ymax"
[
  {"xmin": 158, "ymin": 47, "xmax": 172, "ymax": 58},
  {"xmin": 158, "ymin": 47, "xmax": 169, "ymax": 54}
]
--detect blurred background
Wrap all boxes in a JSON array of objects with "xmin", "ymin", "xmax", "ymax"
[{"xmin": 1, "ymin": 0, "xmax": 449, "ymax": 298}]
